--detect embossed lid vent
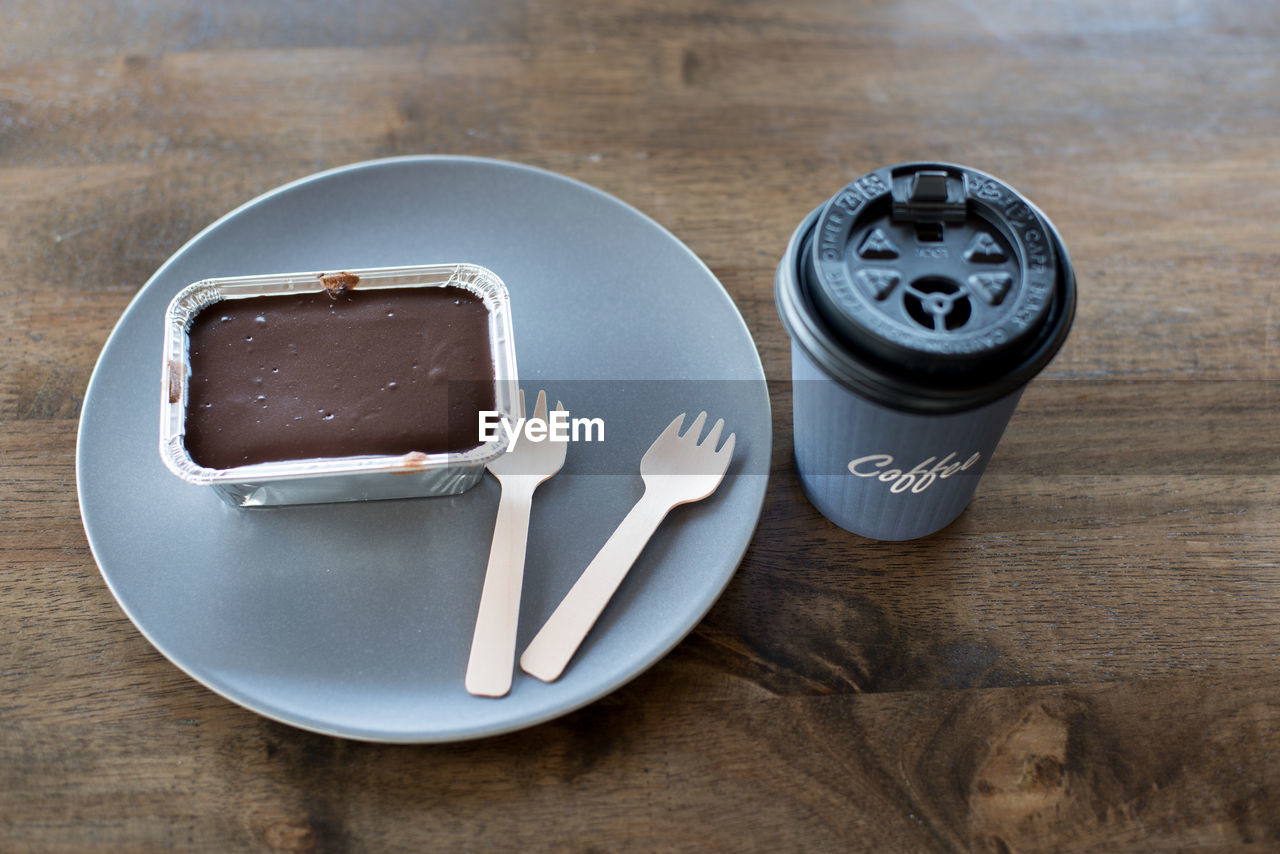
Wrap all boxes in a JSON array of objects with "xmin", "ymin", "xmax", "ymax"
[{"xmin": 806, "ymin": 164, "xmax": 1059, "ymax": 375}]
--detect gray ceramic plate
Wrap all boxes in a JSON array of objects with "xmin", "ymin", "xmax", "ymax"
[{"xmin": 76, "ymin": 156, "xmax": 771, "ymax": 743}]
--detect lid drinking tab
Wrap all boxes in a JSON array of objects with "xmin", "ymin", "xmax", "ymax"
[{"xmin": 893, "ymin": 169, "xmax": 966, "ymax": 222}]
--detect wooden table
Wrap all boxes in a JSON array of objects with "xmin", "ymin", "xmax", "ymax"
[{"xmin": 3, "ymin": 1, "xmax": 1277, "ymax": 850}]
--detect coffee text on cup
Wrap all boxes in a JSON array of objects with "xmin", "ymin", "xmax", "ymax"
[{"xmin": 848, "ymin": 451, "xmax": 981, "ymax": 494}]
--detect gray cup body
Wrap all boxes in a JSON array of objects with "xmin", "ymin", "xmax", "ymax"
[
  {"xmin": 776, "ymin": 163, "xmax": 1075, "ymax": 540},
  {"xmin": 791, "ymin": 341, "xmax": 1021, "ymax": 539}
]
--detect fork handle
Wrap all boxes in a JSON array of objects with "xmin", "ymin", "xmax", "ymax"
[
  {"xmin": 465, "ymin": 480, "xmax": 536, "ymax": 697},
  {"xmin": 519, "ymin": 490, "xmax": 670, "ymax": 682}
]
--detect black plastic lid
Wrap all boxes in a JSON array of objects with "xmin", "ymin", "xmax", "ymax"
[{"xmin": 778, "ymin": 162, "xmax": 1076, "ymax": 413}]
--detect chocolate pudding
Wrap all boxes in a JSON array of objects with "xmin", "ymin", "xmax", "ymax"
[{"xmin": 184, "ymin": 286, "xmax": 494, "ymax": 469}]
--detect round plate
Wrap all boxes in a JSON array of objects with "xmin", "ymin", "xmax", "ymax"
[{"xmin": 76, "ymin": 156, "xmax": 771, "ymax": 742}]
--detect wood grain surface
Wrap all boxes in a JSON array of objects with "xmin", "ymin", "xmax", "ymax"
[{"xmin": 3, "ymin": 1, "xmax": 1278, "ymax": 851}]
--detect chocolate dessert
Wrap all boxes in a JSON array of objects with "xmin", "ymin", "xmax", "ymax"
[{"xmin": 183, "ymin": 285, "xmax": 495, "ymax": 470}]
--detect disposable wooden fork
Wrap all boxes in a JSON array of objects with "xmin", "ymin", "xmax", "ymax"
[
  {"xmin": 520, "ymin": 412, "xmax": 735, "ymax": 683},
  {"xmin": 465, "ymin": 389, "xmax": 567, "ymax": 697}
]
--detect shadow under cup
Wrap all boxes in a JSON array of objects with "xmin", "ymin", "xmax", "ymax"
[{"xmin": 775, "ymin": 163, "xmax": 1076, "ymax": 541}]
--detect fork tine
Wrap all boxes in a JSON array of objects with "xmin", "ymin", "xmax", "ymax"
[
  {"xmin": 684, "ymin": 411, "xmax": 708, "ymax": 441},
  {"xmin": 656, "ymin": 412, "xmax": 686, "ymax": 443},
  {"xmin": 717, "ymin": 432, "xmax": 737, "ymax": 461},
  {"xmin": 518, "ymin": 388, "xmax": 527, "ymax": 420},
  {"xmin": 532, "ymin": 388, "xmax": 549, "ymax": 423},
  {"xmin": 700, "ymin": 417, "xmax": 725, "ymax": 450}
]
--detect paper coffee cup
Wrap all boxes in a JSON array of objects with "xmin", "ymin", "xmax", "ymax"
[{"xmin": 775, "ymin": 163, "xmax": 1076, "ymax": 540}]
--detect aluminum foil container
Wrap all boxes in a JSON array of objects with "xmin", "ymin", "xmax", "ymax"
[{"xmin": 160, "ymin": 263, "xmax": 519, "ymax": 507}]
